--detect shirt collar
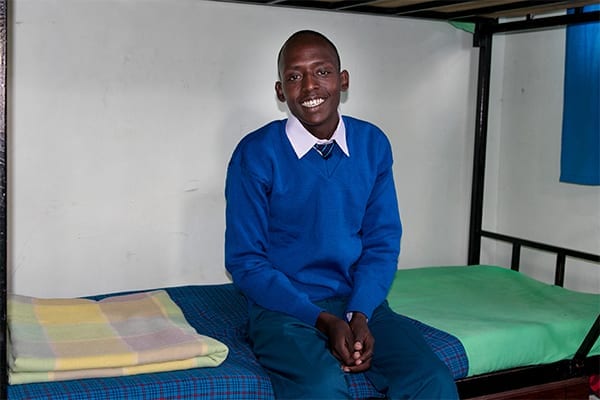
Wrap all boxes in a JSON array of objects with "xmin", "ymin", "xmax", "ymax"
[{"xmin": 285, "ymin": 113, "xmax": 349, "ymax": 159}]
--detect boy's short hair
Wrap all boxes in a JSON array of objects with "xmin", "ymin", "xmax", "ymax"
[{"xmin": 277, "ymin": 30, "xmax": 341, "ymax": 75}]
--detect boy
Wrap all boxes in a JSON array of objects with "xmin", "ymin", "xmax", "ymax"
[{"xmin": 225, "ymin": 30, "xmax": 458, "ymax": 399}]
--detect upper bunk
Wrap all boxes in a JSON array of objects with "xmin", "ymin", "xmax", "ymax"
[{"xmin": 212, "ymin": 0, "xmax": 600, "ymax": 34}]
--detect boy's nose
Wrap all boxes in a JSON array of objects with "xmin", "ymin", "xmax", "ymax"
[{"xmin": 302, "ymin": 74, "xmax": 318, "ymax": 91}]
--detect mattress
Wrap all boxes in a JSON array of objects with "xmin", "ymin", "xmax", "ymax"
[
  {"xmin": 8, "ymin": 283, "xmax": 467, "ymax": 400},
  {"xmin": 387, "ymin": 265, "xmax": 600, "ymax": 376}
]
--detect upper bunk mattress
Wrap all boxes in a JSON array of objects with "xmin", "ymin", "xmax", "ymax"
[{"xmin": 387, "ymin": 265, "xmax": 600, "ymax": 376}]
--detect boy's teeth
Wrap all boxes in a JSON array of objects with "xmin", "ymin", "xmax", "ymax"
[{"xmin": 302, "ymin": 98, "xmax": 324, "ymax": 108}]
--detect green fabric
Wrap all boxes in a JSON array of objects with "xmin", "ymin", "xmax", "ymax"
[
  {"xmin": 449, "ymin": 21, "xmax": 475, "ymax": 34},
  {"xmin": 387, "ymin": 265, "xmax": 600, "ymax": 376}
]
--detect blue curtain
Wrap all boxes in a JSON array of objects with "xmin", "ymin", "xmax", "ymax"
[{"xmin": 560, "ymin": 5, "xmax": 600, "ymax": 185}]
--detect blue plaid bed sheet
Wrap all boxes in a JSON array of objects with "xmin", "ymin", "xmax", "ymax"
[{"xmin": 8, "ymin": 284, "xmax": 468, "ymax": 400}]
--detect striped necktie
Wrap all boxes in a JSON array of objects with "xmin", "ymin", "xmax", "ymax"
[{"xmin": 314, "ymin": 142, "xmax": 335, "ymax": 159}]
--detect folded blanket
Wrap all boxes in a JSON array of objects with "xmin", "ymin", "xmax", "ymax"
[{"xmin": 8, "ymin": 290, "xmax": 229, "ymax": 384}]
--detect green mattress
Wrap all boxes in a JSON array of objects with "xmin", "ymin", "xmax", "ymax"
[{"xmin": 387, "ymin": 265, "xmax": 600, "ymax": 376}]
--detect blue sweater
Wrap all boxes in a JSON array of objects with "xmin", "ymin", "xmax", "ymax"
[{"xmin": 225, "ymin": 116, "xmax": 402, "ymax": 326}]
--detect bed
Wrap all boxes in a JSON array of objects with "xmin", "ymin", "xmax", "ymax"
[
  {"xmin": 0, "ymin": 1, "xmax": 599, "ymax": 399},
  {"xmin": 4, "ymin": 262, "xmax": 599, "ymax": 400}
]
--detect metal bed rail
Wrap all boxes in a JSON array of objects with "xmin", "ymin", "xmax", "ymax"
[{"xmin": 480, "ymin": 230, "xmax": 600, "ymax": 287}]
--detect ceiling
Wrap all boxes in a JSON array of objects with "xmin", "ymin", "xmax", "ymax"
[{"xmin": 211, "ymin": 0, "xmax": 600, "ymax": 24}]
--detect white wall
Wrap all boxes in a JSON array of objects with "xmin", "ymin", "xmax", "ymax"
[
  {"xmin": 9, "ymin": 0, "xmax": 477, "ymax": 297},
  {"xmin": 483, "ymin": 30, "xmax": 600, "ymax": 293}
]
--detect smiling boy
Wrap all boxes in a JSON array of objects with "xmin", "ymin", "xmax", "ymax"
[{"xmin": 225, "ymin": 30, "xmax": 458, "ymax": 399}]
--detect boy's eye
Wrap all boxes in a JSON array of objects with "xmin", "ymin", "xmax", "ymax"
[
  {"xmin": 287, "ymin": 74, "xmax": 300, "ymax": 82},
  {"xmin": 317, "ymin": 69, "xmax": 332, "ymax": 76}
]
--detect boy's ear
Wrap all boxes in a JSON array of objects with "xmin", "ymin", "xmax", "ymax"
[
  {"xmin": 275, "ymin": 81, "xmax": 286, "ymax": 102},
  {"xmin": 340, "ymin": 70, "xmax": 349, "ymax": 91}
]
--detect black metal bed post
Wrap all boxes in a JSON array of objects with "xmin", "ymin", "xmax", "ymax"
[
  {"xmin": 0, "ymin": 0, "xmax": 6, "ymax": 397},
  {"xmin": 467, "ymin": 22, "xmax": 494, "ymax": 265}
]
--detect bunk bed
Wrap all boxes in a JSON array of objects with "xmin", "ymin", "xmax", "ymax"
[{"xmin": 0, "ymin": 1, "xmax": 599, "ymax": 399}]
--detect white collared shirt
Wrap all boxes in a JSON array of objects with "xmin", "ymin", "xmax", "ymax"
[{"xmin": 285, "ymin": 113, "xmax": 350, "ymax": 159}]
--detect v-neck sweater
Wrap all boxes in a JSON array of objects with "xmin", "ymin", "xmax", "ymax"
[{"xmin": 225, "ymin": 116, "xmax": 402, "ymax": 326}]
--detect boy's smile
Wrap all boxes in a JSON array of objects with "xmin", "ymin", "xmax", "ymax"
[
  {"xmin": 302, "ymin": 98, "xmax": 325, "ymax": 108},
  {"xmin": 275, "ymin": 33, "xmax": 349, "ymax": 140}
]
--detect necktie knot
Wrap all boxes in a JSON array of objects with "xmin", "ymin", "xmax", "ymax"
[{"xmin": 314, "ymin": 142, "xmax": 335, "ymax": 159}]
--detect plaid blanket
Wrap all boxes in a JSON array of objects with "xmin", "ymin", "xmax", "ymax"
[{"xmin": 8, "ymin": 290, "xmax": 229, "ymax": 384}]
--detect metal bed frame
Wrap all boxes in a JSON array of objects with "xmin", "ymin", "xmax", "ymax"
[
  {"xmin": 0, "ymin": 1, "xmax": 598, "ymax": 398},
  {"xmin": 448, "ymin": 6, "xmax": 600, "ymax": 396}
]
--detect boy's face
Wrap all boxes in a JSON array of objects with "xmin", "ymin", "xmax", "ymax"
[{"xmin": 275, "ymin": 35, "xmax": 349, "ymax": 140}]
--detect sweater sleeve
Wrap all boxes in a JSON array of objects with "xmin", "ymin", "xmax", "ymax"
[
  {"xmin": 224, "ymin": 149, "xmax": 323, "ymax": 326},
  {"xmin": 345, "ymin": 136, "xmax": 402, "ymax": 320}
]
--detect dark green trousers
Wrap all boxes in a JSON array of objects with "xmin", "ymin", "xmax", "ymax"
[{"xmin": 248, "ymin": 298, "xmax": 459, "ymax": 399}]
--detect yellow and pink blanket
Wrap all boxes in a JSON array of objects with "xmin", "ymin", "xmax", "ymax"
[{"xmin": 8, "ymin": 289, "xmax": 229, "ymax": 384}]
